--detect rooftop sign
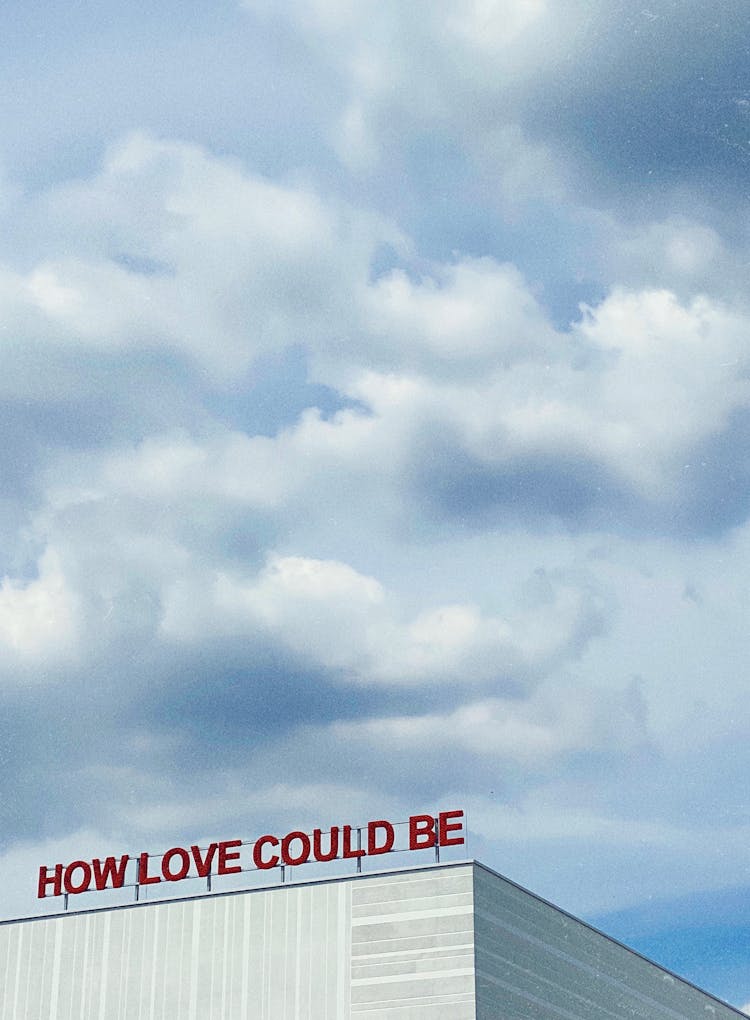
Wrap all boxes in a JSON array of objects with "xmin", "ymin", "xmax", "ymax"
[{"xmin": 37, "ymin": 810, "xmax": 465, "ymax": 906}]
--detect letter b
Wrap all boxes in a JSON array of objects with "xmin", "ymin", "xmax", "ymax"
[{"xmin": 409, "ymin": 814, "xmax": 436, "ymax": 850}]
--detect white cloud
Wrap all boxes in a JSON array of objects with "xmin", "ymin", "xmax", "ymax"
[
  {"xmin": 358, "ymin": 257, "xmax": 555, "ymax": 372},
  {"xmin": 6, "ymin": 136, "xmax": 750, "ymax": 532},
  {"xmin": 333, "ymin": 283, "xmax": 750, "ymax": 504},
  {"xmin": 0, "ymin": 133, "xmax": 400, "ymax": 388},
  {"xmin": 98, "ymin": 430, "xmax": 293, "ymax": 508},
  {"xmin": 447, "ymin": 0, "xmax": 549, "ymax": 52},
  {"xmin": 160, "ymin": 553, "xmax": 602, "ymax": 687},
  {"xmin": 0, "ymin": 549, "xmax": 78, "ymax": 663},
  {"xmin": 334, "ymin": 99, "xmax": 379, "ymax": 172},
  {"xmin": 240, "ymin": 0, "xmax": 610, "ymax": 217},
  {"xmin": 33, "ymin": 247, "xmax": 750, "ymax": 522},
  {"xmin": 619, "ymin": 218, "xmax": 725, "ymax": 281},
  {"xmin": 334, "ymin": 679, "xmax": 645, "ymax": 764}
]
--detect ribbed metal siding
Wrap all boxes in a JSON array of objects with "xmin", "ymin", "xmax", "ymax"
[
  {"xmin": 0, "ymin": 880, "xmax": 352, "ymax": 1019},
  {"xmin": 351, "ymin": 867, "xmax": 475, "ymax": 1018},
  {"xmin": 0, "ymin": 864, "xmax": 476, "ymax": 1019},
  {"xmin": 473, "ymin": 864, "xmax": 743, "ymax": 1019}
]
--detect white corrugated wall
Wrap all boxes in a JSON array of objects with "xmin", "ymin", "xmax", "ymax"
[{"xmin": 0, "ymin": 863, "xmax": 476, "ymax": 1019}]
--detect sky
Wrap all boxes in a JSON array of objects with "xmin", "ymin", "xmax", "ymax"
[{"xmin": 2, "ymin": 0, "xmax": 750, "ymax": 1009}]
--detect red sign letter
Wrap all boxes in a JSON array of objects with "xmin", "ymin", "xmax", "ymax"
[
  {"xmin": 64, "ymin": 861, "xmax": 92, "ymax": 895},
  {"xmin": 162, "ymin": 847, "xmax": 190, "ymax": 882},
  {"xmin": 313, "ymin": 827, "xmax": 339, "ymax": 862},
  {"xmin": 93, "ymin": 855, "xmax": 130, "ymax": 891},
  {"xmin": 342, "ymin": 825, "xmax": 365, "ymax": 859},
  {"xmin": 281, "ymin": 831, "xmax": 311, "ymax": 867},
  {"xmin": 138, "ymin": 852, "xmax": 161, "ymax": 886},
  {"xmin": 368, "ymin": 820, "xmax": 395, "ymax": 856},
  {"xmin": 438, "ymin": 810, "xmax": 465, "ymax": 847},
  {"xmin": 37, "ymin": 864, "xmax": 63, "ymax": 899},
  {"xmin": 253, "ymin": 835, "xmax": 279, "ymax": 870},
  {"xmin": 191, "ymin": 843, "xmax": 218, "ymax": 878},
  {"xmin": 409, "ymin": 814, "xmax": 436, "ymax": 850},
  {"xmin": 218, "ymin": 839, "xmax": 243, "ymax": 875}
]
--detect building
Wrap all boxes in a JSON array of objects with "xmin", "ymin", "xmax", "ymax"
[{"xmin": 0, "ymin": 859, "xmax": 744, "ymax": 1018}]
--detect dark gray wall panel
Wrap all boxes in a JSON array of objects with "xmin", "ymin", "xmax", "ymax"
[{"xmin": 473, "ymin": 864, "xmax": 743, "ymax": 1019}]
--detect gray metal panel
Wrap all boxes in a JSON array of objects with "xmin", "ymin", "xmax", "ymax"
[
  {"xmin": 0, "ymin": 878, "xmax": 353, "ymax": 1019},
  {"xmin": 473, "ymin": 863, "xmax": 744, "ymax": 1019},
  {"xmin": 351, "ymin": 867, "xmax": 476, "ymax": 1018},
  {"xmin": 0, "ymin": 863, "xmax": 476, "ymax": 1019}
]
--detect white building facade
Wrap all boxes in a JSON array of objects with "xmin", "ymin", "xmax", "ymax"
[{"xmin": 0, "ymin": 860, "xmax": 743, "ymax": 1018}]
